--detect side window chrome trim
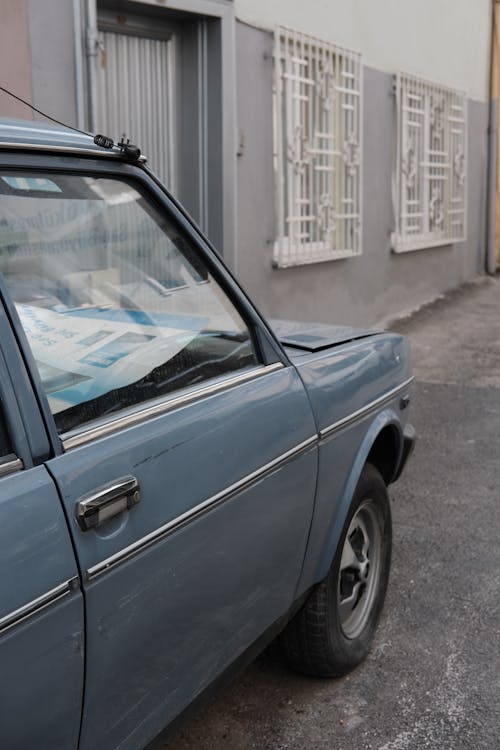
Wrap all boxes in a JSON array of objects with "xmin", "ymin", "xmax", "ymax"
[
  {"xmin": 62, "ymin": 363, "xmax": 284, "ymax": 451},
  {"xmin": 0, "ymin": 456, "xmax": 24, "ymax": 478},
  {"xmin": 0, "ymin": 577, "xmax": 80, "ymax": 636}
]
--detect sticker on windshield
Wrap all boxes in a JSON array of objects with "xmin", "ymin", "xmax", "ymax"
[{"xmin": 1, "ymin": 176, "xmax": 62, "ymax": 192}]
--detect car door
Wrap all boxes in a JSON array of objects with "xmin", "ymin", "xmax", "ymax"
[
  {"xmin": 0, "ymin": 303, "xmax": 84, "ymax": 750},
  {"xmin": 0, "ymin": 162, "xmax": 318, "ymax": 750}
]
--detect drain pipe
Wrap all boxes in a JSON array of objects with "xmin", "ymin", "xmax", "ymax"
[
  {"xmin": 487, "ymin": 0, "xmax": 499, "ymax": 274},
  {"xmin": 486, "ymin": 98, "xmax": 497, "ymax": 274},
  {"xmin": 72, "ymin": 0, "xmax": 85, "ymax": 130},
  {"xmin": 84, "ymin": 0, "xmax": 99, "ymax": 133}
]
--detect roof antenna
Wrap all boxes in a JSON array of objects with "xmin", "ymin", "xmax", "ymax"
[
  {"xmin": 0, "ymin": 83, "xmax": 92, "ymax": 137},
  {"xmin": 0, "ymin": 84, "xmax": 142, "ymax": 161},
  {"xmin": 94, "ymin": 133, "xmax": 141, "ymax": 160}
]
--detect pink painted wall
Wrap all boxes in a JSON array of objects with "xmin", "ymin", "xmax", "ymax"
[{"xmin": 0, "ymin": 0, "xmax": 33, "ymax": 118}]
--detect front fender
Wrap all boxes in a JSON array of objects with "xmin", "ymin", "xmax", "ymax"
[{"xmin": 296, "ymin": 407, "xmax": 402, "ymax": 596}]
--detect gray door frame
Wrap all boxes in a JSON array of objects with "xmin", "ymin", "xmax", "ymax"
[{"xmin": 83, "ymin": 0, "xmax": 237, "ymax": 270}]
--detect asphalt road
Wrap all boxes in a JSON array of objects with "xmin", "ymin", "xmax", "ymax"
[{"xmin": 154, "ymin": 278, "xmax": 500, "ymax": 750}]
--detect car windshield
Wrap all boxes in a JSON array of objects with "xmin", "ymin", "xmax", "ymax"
[{"xmin": 0, "ymin": 172, "xmax": 257, "ymax": 433}]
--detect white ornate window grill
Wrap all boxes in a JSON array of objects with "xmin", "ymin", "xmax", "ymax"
[
  {"xmin": 392, "ymin": 72, "xmax": 467, "ymax": 253},
  {"xmin": 273, "ymin": 27, "xmax": 362, "ymax": 268}
]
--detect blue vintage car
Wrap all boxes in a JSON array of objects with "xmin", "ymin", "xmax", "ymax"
[{"xmin": 0, "ymin": 119, "xmax": 414, "ymax": 750}]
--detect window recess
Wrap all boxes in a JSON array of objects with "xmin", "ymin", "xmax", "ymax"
[
  {"xmin": 273, "ymin": 27, "xmax": 362, "ymax": 268},
  {"xmin": 392, "ymin": 72, "xmax": 467, "ymax": 253}
]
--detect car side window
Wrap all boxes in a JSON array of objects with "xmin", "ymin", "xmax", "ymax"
[{"xmin": 0, "ymin": 173, "xmax": 259, "ymax": 435}]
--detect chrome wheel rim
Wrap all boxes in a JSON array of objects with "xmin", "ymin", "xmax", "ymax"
[{"xmin": 338, "ymin": 500, "xmax": 382, "ymax": 639}]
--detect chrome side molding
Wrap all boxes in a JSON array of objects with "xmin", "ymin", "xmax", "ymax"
[
  {"xmin": 86, "ymin": 435, "xmax": 318, "ymax": 581},
  {"xmin": 320, "ymin": 377, "xmax": 415, "ymax": 440},
  {"xmin": 0, "ymin": 457, "xmax": 24, "ymax": 478},
  {"xmin": 0, "ymin": 578, "xmax": 80, "ymax": 636}
]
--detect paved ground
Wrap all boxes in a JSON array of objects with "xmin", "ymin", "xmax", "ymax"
[{"xmin": 154, "ymin": 278, "xmax": 500, "ymax": 750}]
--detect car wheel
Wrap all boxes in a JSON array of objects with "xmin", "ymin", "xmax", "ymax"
[{"xmin": 282, "ymin": 462, "xmax": 392, "ymax": 677}]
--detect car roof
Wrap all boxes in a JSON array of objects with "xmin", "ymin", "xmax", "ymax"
[{"xmin": 0, "ymin": 117, "xmax": 128, "ymax": 159}]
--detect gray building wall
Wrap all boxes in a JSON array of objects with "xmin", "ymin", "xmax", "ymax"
[
  {"xmin": 1, "ymin": 7, "xmax": 489, "ymax": 329},
  {"xmin": 235, "ymin": 22, "xmax": 489, "ymax": 327}
]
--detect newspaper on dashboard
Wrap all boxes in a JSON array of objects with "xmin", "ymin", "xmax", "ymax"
[{"xmin": 17, "ymin": 303, "xmax": 205, "ymax": 413}]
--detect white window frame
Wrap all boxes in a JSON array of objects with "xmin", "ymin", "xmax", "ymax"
[
  {"xmin": 392, "ymin": 72, "xmax": 467, "ymax": 253},
  {"xmin": 273, "ymin": 26, "xmax": 363, "ymax": 268}
]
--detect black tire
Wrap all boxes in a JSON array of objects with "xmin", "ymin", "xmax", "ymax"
[{"xmin": 282, "ymin": 462, "xmax": 392, "ymax": 677}]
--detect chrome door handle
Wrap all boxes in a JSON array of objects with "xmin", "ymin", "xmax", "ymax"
[{"xmin": 75, "ymin": 475, "xmax": 140, "ymax": 531}]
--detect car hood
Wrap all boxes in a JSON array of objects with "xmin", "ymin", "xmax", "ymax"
[{"xmin": 269, "ymin": 319, "xmax": 377, "ymax": 352}]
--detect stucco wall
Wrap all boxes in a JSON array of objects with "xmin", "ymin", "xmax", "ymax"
[
  {"xmin": 235, "ymin": 22, "xmax": 488, "ymax": 328},
  {"xmin": 0, "ymin": 0, "xmax": 79, "ymax": 125},
  {"xmin": 27, "ymin": 0, "xmax": 79, "ymax": 126},
  {"xmin": 0, "ymin": 0, "xmax": 33, "ymax": 118},
  {"xmin": 234, "ymin": 0, "xmax": 491, "ymax": 103}
]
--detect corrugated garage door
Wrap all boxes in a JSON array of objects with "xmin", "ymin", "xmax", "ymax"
[{"xmin": 95, "ymin": 29, "xmax": 176, "ymax": 189}]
